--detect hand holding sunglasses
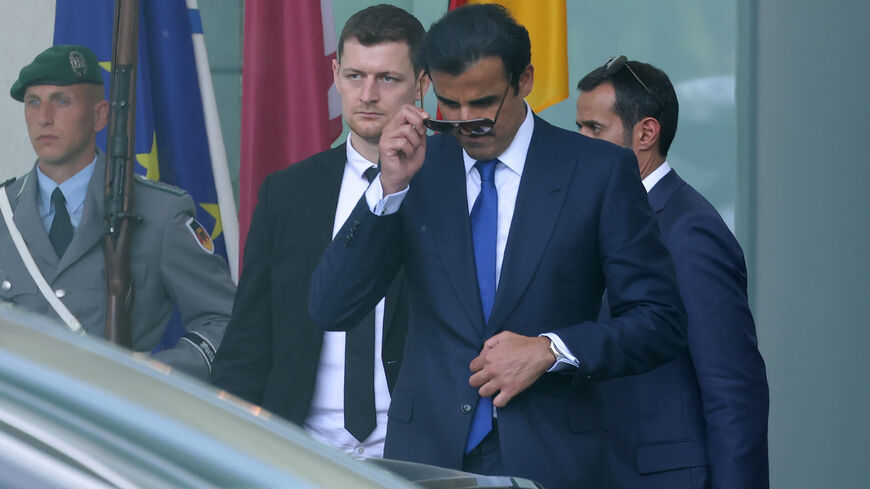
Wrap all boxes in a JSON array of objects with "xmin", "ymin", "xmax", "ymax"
[{"xmin": 378, "ymin": 104, "xmax": 430, "ymax": 195}]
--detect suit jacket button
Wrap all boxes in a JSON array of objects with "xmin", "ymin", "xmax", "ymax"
[
  {"xmin": 461, "ymin": 403, "xmax": 472, "ymax": 414},
  {"xmin": 1, "ymin": 280, "xmax": 10, "ymax": 291},
  {"xmin": 54, "ymin": 289, "xmax": 66, "ymax": 298}
]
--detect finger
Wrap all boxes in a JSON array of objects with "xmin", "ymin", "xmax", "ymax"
[
  {"xmin": 469, "ymin": 369, "xmax": 486, "ymax": 387},
  {"xmin": 470, "ymin": 368, "xmax": 495, "ymax": 388},
  {"xmin": 469, "ymin": 354, "xmax": 485, "ymax": 373},
  {"xmin": 478, "ymin": 380, "xmax": 500, "ymax": 398},
  {"xmin": 391, "ymin": 138, "xmax": 420, "ymax": 161},
  {"xmin": 483, "ymin": 332, "xmax": 505, "ymax": 349},
  {"xmin": 493, "ymin": 389, "xmax": 514, "ymax": 408},
  {"xmin": 398, "ymin": 124, "xmax": 422, "ymax": 148},
  {"xmin": 390, "ymin": 104, "xmax": 428, "ymax": 130}
]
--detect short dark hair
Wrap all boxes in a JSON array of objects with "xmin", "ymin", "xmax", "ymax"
[
  {"xmin": 423, "ymin": 3, "xmax": 530, "ymax": 92},
  {"xmin": 337, "ymin": 4, "xmax": 426, "ymax": 74},
  {"xmin": 578, "ymin": 60, "xmax": 679, "ymax": 156}
]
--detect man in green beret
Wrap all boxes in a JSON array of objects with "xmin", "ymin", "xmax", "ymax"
[{"xmin": 0, "ymin": 45, "xmax": 236, "ymax": 381}]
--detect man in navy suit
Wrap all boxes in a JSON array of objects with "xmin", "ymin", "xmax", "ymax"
[
  {"xmin": 310, "ymin": 6, "xmax": 687, "ymax": 488},
  {"xmin": 577, "ymin": 58, "xmax": 769, "ymax": 488}
]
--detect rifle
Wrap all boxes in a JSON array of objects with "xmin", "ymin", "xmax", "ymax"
[{"xmin": 104, "ymin": 0, "xmax": 141, "ymax": 346}]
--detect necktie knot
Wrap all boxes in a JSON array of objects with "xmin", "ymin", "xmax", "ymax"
[
  {"xmin": 51, "ymin": 187, "xmax": 66, "ymax": 207},
  {"xmin": 475, "ymin": 159, "xmax": 498, "ymax": 183},
  {"xmin": 363, "ymin": 166, "xmax": 380, "ymax": 184}
]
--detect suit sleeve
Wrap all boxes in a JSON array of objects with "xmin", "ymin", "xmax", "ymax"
[
  {"xmin": 556, "ymin": 149, "xmax": 688, "ymax": 381},
  {"xmin": 670, "ymin": 211, "xmax": 769, "ymax": 488},
  {"xmin": 150, "ymin": 192, "xmax": 236, "ymax": 381},
  {"xmin": 210, "ymin": 178, "xmax": 276, "ymax": 403},
  {"xmin": 308, "ymin": 197, "xmax": 403, "ymax": 331}
]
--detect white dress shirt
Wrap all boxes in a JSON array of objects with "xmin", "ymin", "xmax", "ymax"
[
  {"xmin": 303, "ymin": 134, "xmax": 390, "ymax": 458},
  {"xmin": 642, "ymin": 161, "xmax": 672, "ymax": 193}
]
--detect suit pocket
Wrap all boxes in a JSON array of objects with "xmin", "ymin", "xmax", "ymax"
[
  {"xmin": 388, "ymin": 388, "xmax": 414, "ymax": 423},
  {"xmin": 636, "ymin": 438, "xmax": 708, "ymax": 474},
  {"xmin": 0, "ymin": 269, "xmax": 38, "ymax": 305}
]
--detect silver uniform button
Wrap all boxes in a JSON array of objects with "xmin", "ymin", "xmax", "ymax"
[
  {"xmin": 54, "ymin": 289, "xmax": 66, "ymax": 298},
  {"xmin": 1, "ymin": 280, "xmax": 10, "ymax": 291}
]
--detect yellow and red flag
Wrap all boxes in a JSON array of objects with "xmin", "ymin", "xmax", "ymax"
[{"xmin": 448, "ymin": 0, "xmax": 568, "ymax": 112}]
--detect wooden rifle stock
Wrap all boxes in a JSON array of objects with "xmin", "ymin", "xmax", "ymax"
[{"xmin": 104, "ymin": 0, "xmax": 141, "ymax": 346}]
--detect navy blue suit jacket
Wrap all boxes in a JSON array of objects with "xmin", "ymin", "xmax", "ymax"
[
  {"xmin": 600, "ymin": 170, "xmax": 769, "ymax": 488},
  {"xmin": 212, "ymin": 146, "xmax": 409, "ymax": 425},
  {"xmin": 310, "ymin": 116, "xmax": 688, "ymax": 489}
]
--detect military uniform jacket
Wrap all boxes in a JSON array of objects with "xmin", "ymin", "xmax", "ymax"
[{"xmin": 0, "ymin": 153, "xmax": 236, "ymax": 380}]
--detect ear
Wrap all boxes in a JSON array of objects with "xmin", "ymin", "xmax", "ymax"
[
  {"xmin": 635, "ymin": 116, "xmax": 661, "ymax": 153},
  {"xmin": 332, "ymin": 58, "xmax": 342, "ymax": 94},
  {"xmin": 518, "ymin": 64, "xmax": 534, "ymax": 99},
  {"xmin": 93, "ymin": 100, "xmax": 109, "ymax": 133},
  {"xmin": 417, "ymin": 73, "xmax": 431, "ymax": 101}
]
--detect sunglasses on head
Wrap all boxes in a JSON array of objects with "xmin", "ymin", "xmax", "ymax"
[
  {"xmin": 604, "ymin": 55, "xmax": 663, "ymax": 110},
  {"xmin": 420, "ymin": 84, "xmax": 510, "ymax": 136}
]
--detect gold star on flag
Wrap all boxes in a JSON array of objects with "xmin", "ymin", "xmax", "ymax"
[
  {"xmin": 99, "ymin": 61, "xmax": 111, "ymax": 73},
  {"xmin": 200, "ymin": 203, "xmax": 223, "ymax": 240},
  {"xmin": 136, "ymin": 133, "xmax": 160, "ymax": 181}
]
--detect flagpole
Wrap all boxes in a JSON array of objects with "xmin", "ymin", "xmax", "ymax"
[{"xmin": 186, "ymin": 0, "xmax": 240, "ymax": 283}]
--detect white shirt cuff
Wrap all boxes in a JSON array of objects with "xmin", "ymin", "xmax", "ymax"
[
  {"xmin": 365, "ymin": 177, "xmax": 407, "ymax": 216},
  {"xmin": 540, "ymin": 332, "xmax": 580, "ymax": 372}
]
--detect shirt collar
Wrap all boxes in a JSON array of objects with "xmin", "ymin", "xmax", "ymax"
[
  {"xmin": 345, "ymin": 133, "xmax": 378, "ymax": 180},
  {"xmin": 463, "ymin": 101, "xmax": 534, "ymax": 177},
  {"xmin": 642, "ymin": 160, "xmax": 672, "ymax": 193},
  {"xmin": 36, "ymin": 155, "xmax": 97, "ymax": 214}
]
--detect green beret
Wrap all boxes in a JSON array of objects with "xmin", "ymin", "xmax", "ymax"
[{"xmin": 10, "ymin": 44, "xmax": 103, "ymax": 102}]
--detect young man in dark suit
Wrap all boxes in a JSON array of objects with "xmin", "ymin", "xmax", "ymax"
[
  {"xmin": 577, "ymin": 57, "xmax": 769, "ymax": 488},
  {"xmin": 309, "ymin": 5, "xmax": 688, "ymax": 488},
  {"xmin": 211, "ymin": 5, "xmax": 427, "ymax": 458}
]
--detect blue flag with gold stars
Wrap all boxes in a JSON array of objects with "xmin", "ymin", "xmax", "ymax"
[{"xmin": 54, "ymin": 0, "xmax": 232, "ymax": 351}]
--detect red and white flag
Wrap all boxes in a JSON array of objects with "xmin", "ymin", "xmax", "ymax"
[{"xmin": 239, "ymin": 0, "xmax": 342, "ymax": 263}]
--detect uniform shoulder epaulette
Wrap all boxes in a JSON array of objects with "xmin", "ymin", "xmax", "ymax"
[
  {"xmin": 134, "ymin": 175, "xmax": 185, "ymax": 196},
  {"xmin": 0, "ymin": 177, "xmax": 15, "ymax": 189}
]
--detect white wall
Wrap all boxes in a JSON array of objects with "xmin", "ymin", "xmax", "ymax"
[
  {"xmin": 0, "ymin": 0, "xmax": 55, "ymax": 181},
  {"xmin": 749, "ymin": 1, "xmax": 870, "ymax": 487}
]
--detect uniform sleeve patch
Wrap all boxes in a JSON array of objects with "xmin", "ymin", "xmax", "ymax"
[{"xmin": 186, "ymin": 217, "xmax": 214, "ymax": 254}]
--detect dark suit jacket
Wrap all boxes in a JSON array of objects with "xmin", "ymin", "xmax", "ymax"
[
  {"xmin": 309, "ymin": 116, "xmax": 688, "ymax": 489},
  {"xmin": 212, "ymin": 145, "xmax": 409, "ymax": 425},
  {"xmin": 600, "ymin": 170, "xmax": 769, "ymax": 488}
]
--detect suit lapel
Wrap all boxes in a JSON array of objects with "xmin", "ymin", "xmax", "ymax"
[
  {"xmin": 382, "ymin": 267, "xmax": 404, "ymax": 340},
  {"xmin": 424, "ymin": 139, "xmax": 484, "ymax": 332},
  {"xmin": 12, "ymin": 165, "xmax": 60, "ymax": 273},
  {"xmin": 647, "ymin": 169, "xmax": 682, "ymax": 213},
  {"xmin": 56, "ymin": 154, "xmax": 106, "ymax": 275},
  {"xmin": 309, "ymin": 145, "xmax": 346, "ymax": 244},
  {"xmin": 486, "ymin": 118, "xmax": 576, "ymax": 335}
]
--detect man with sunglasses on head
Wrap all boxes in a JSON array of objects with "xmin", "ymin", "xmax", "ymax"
[
  {"xmin": 310, "ymin": 5, "xmax": 687, "ymax": 488},
  {"xmin": 211, "ymin": 5, "xmax": 427, "ymax": 458},
  {"xmin": 577, "ymin": 58, "xmax": 769, "ymax": 488}
]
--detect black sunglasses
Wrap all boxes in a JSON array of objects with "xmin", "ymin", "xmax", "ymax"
[
  {"xmin": 604, "ymin": 55, "xmax": 663, "ymax": 110},
  {"xmin": 421, "ymin": 84, "xmax": 510, "ymax": 136}
]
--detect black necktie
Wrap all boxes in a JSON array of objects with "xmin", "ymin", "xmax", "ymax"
[
  {"xmin": 344, "ymin": 165, "xmax": 379, "ymax": 442},
  {"xmin": 362, "ymin": 165, "xmax": 379, "ymax": 185},
  {"xmin": 49, "ymin": 187, "xmax": 73, "ymax": 257}
]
